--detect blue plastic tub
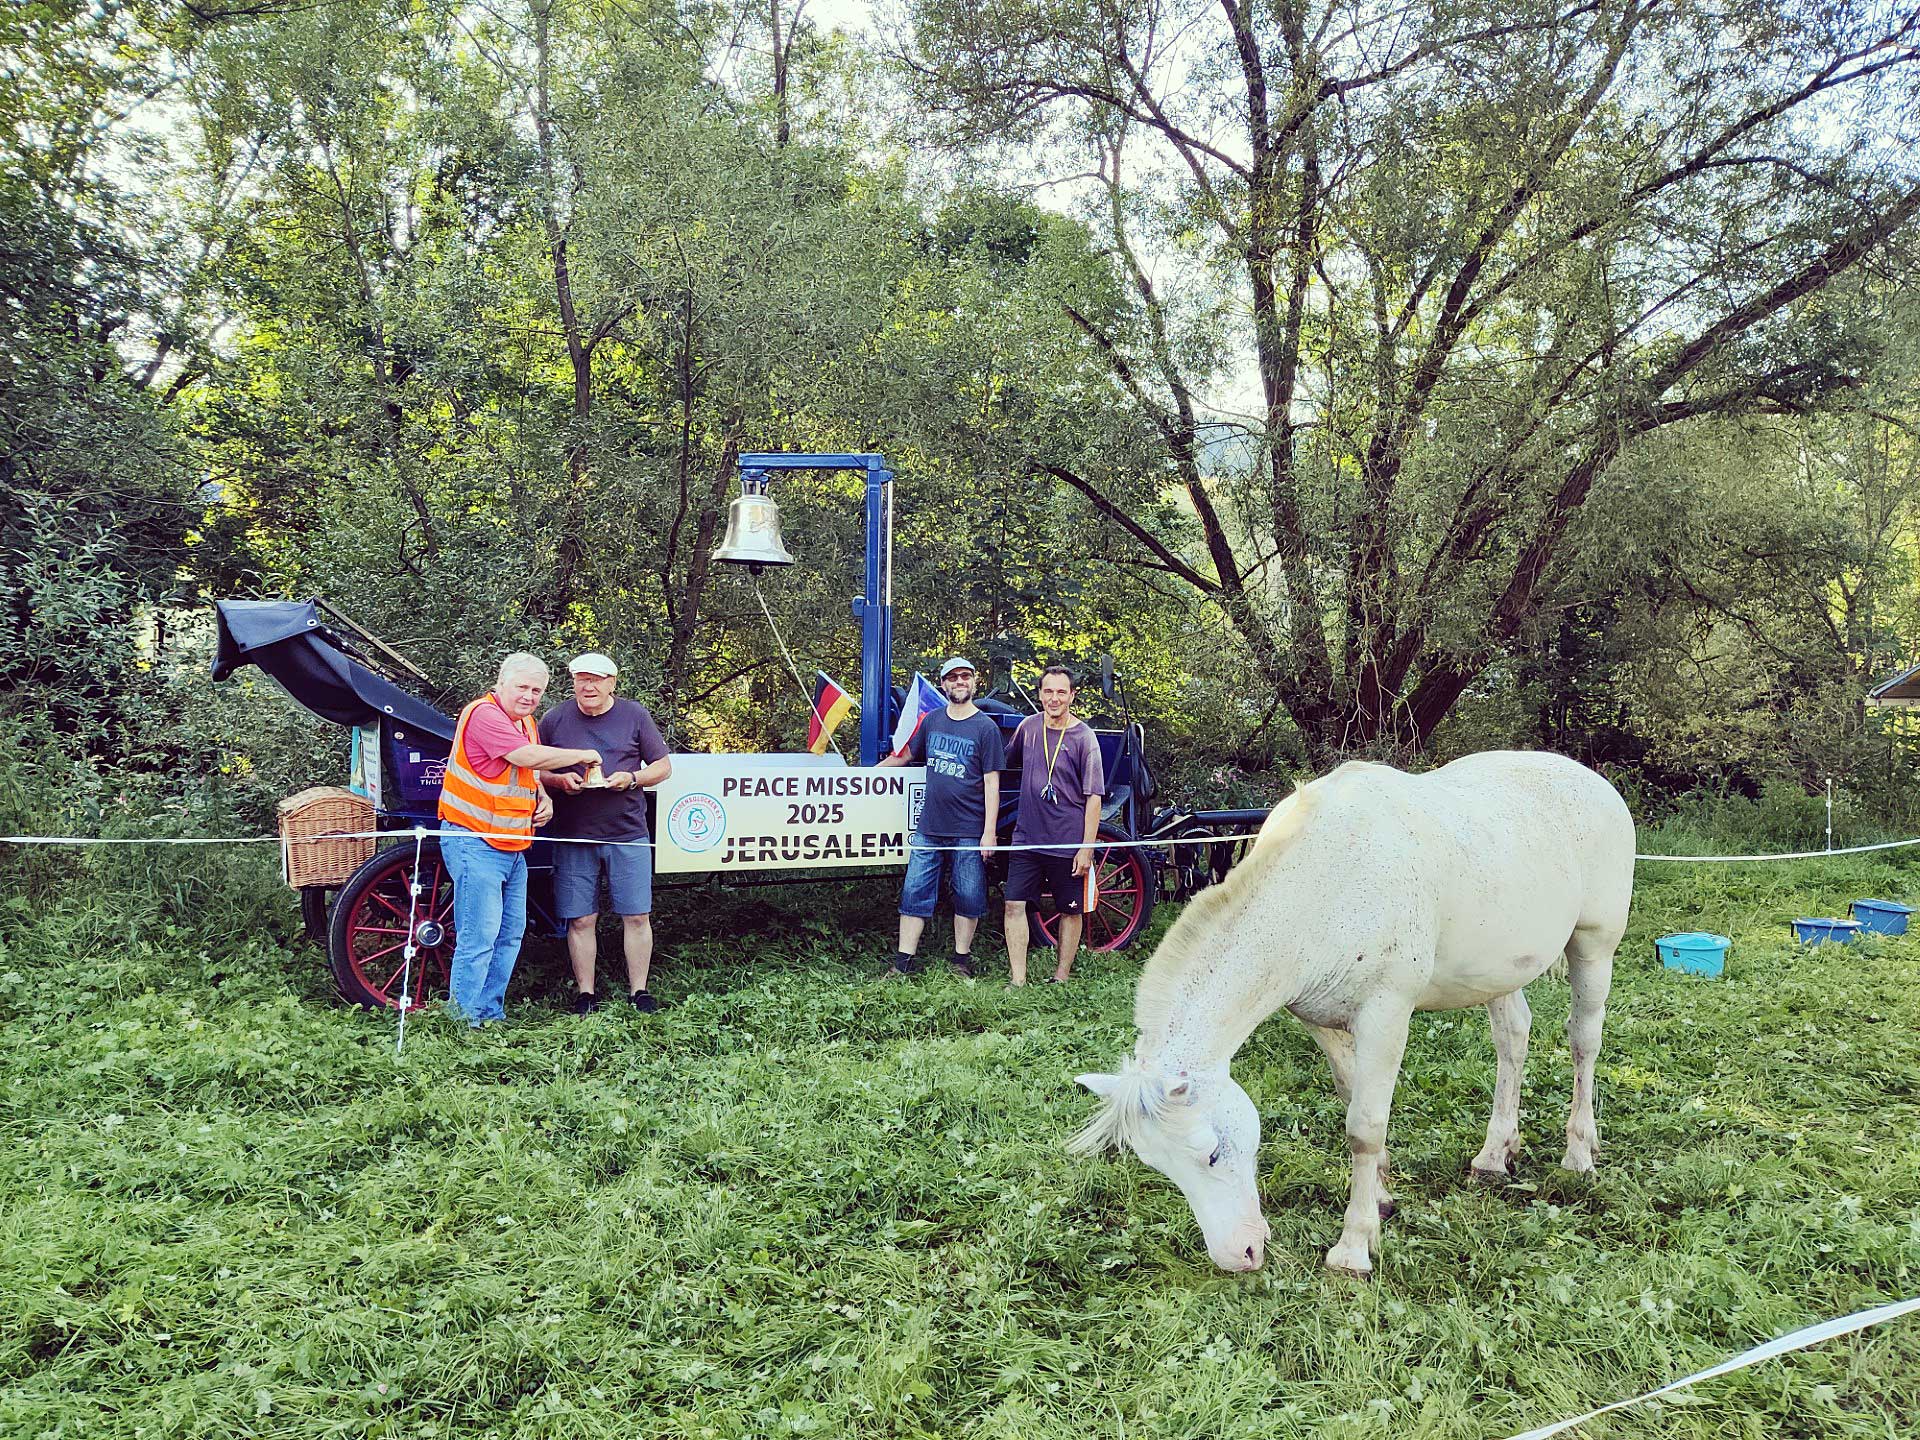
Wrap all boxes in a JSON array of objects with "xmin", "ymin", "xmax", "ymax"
[
  {"xmin": 1850, "ymin": 899, "xmax": 1912, "ymax": 936},
  {"xmin": 1793, "ymin": 917, "xmax": 1862, "ymax": 946},
  {"xmin": 1656, "ymin": 932, "xmax": 1730, "ymax": 977}
]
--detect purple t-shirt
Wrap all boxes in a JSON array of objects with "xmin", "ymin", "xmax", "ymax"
[
  {"xmin": 540, "ymin": 697, "xmax": 670, "ymax": 840},
  {"xmin": 1006, "ymin": 715, "xmax": 1104, "ymax": 855}
]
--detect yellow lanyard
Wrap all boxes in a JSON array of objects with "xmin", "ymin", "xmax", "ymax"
[{"xmin": 1042, "ymin": 721, "xmax": 1070, "ymax": 799}]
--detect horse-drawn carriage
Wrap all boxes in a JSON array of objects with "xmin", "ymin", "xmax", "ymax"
[{"xmin": 214, "ymin": 453, "xmax": 1271, "ymax": 1008}]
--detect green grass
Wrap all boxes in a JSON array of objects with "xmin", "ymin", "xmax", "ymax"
[{"xmin": 2, "ymin": 841, "xmax": 1919, "ymax": 1439}]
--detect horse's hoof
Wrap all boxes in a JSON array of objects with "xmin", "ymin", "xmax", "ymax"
[
  {"xmin": 1377, "ymin": 1197, "xmax": 1398, "ymax": 1221},
  {"xmin": 1560, "ymin": 1153, "xmax": 1595, "ymax": 1175},
  {"xmin": 1470, "ymin": 1164, "xmax": 1509, "ymax": 1185},
  {"xmin": 1324, "ymin": 1243, "xmax": 1373, "ymax": 1278}
]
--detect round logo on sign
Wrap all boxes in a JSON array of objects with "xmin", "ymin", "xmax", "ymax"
[{"xmin": 667, "ymin": 792, "xmax": 726, "ymax": 852}]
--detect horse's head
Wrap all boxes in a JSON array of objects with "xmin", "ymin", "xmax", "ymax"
[{"xmin": 1071, "ymin": 1061, "xmax": 1269, "ymax": 1271}]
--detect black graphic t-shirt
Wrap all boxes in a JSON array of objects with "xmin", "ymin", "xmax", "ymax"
[{"xmin": 907, "ymin": 708, "xmax": 1006, "ymax": 839}]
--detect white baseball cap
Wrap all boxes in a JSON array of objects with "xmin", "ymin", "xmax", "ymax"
[
  {"xmin": 939, "ymin": 656, "xmax": 977, "ymax": 678},
  {"xmin": 569, "ymin": 652, "xmax": 618, "ymax": 677}
]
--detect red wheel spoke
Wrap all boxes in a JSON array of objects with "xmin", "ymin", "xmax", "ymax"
[
  {"xmin": 374, "ymin": 955, "xmax": 412, "ymax": 997},
  {"xmin": 369, "ymin": 889, "xmax": 410, "ymax": 921},
  {"xmin": 427, "ymin": 862, "xmax": 452, "ymax": 921},
  {"xmin": 352, "ymin": 938, "xmax": 407, "ymax": 966},
  {"xmin": 355, "ymin": 924, "xmax": 410, "ymax": 937}
]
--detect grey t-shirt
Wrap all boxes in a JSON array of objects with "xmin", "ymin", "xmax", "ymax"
[
  {"xmin": 908, "ymin": 708, "xmax": 1006, "ymax": 839},
  {"xmin": 1006, "ymin": 715, "xmax": 1104, "ymax": 855},
  {"xmin": 540, "ymin": 697, "xmax": 670, "ymax": 840}
]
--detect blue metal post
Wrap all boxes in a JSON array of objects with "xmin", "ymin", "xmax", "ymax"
[
  {"xmin": 735, "ymin": 453, "xmax": 895, "ymax": 766},
  {"xmin": 861, "ymin": 461, "xmax": 894, "ymax": 766}
]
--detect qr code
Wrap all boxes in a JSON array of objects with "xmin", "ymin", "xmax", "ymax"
[{"xmin": 908, "ymin": 780, "xmax": 926, "ymax": 832}]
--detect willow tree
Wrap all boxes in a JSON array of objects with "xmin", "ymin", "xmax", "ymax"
[{"xmin": 902, "ymin": 0, "xmax": 1920, "ymax": 757}]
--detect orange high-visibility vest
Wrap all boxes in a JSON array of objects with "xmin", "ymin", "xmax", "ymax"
[{"xmin": 438, "ymin": 695, "xmax": 541, "ymax": 851}]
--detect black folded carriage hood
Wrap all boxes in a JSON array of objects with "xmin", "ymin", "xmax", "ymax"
[{"xmin": 211, "ymin": 599, "xmax": 455, "ymax": 742}]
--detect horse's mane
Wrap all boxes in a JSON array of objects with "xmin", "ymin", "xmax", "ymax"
[
  {"xmin": 1130, "ymin": 777, "xmax": 1326, "ymax": 1041},
  {"xmin": 1066, "ymin": 1063, "xmax": 1180, "ymax": 1156}
]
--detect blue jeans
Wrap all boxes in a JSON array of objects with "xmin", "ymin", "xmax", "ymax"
[
  {"xmin": 899, "ymin": 834, "xmax": 988, "ymax": 919},
  {"xmin": 441, "ymin": 823, "xmax": 528, "ymax": 1022}
]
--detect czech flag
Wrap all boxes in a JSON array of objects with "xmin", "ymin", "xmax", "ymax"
[
  {"xmin": 808, "ymin": 671, "xmax": 854, "ymax": 754},
  {"xmin": 889, "ymin": 673, "xmax": 945, "ymax": 757}
]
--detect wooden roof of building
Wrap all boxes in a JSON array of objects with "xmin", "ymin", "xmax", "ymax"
[{"xmin": 1866, "ymin": 663, "xmax": 1920, "ymax": 708}]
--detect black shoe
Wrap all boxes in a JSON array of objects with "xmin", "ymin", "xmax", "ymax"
[
  {"xmin": 949, "ymin": 953, "xmax": 974, "ymax": 978},
  {"xmin": 573, "ymin": 991, "xmax": 600, "ymax": 1015},
  {"xmin": 630, "ymin": 988, "xmax": 659, "ymax": 1013},
  {"xmin": 886, "ymin": 952, "xmax": 919, "ymax": 978}
]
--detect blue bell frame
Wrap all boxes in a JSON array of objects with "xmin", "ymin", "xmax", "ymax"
[{"xmin": 735, "ymin": 453, "xmax": 896, "ymax": 766}]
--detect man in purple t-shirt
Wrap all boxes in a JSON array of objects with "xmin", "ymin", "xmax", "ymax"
[
  {"xmin": 1002, "ymin": 665, "xmax": 1104, "ymax": 985},
  {"xmin": 540, "ymin": 653, "xmax": 673, "ymax": 1015}
]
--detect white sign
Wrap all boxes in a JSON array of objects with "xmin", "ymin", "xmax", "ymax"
[{"xmin": 653, "ymin": 754, "xmax": 926, "ymax": 874}]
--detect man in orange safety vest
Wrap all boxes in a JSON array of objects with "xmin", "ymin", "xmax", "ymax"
[{"xmin": 438, "ymin": 652, "xmax": 602, "ymax": 1025}]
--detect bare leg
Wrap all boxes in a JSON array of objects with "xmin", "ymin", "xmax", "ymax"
[
  {"xmin": 1306, "ymin": 1022, "xmax": 1393, "ymax": 1218},
  {"xmin": 1054, "ymin": 914, "xmax": 1084, "ymax": 981},
  {"xmin": 567, "ymin": 913, "xmax": 600, "ymax": 993},
  {"xmin": 1003, "ymin": 901, "xmax": 1029, "ymax": 985},
  {"xmin": 622, "ymin": 913, "xmax": 653, "ymax": 994},
  {"xmin": 897, "ymin": 914, "xmax": 927, "ymax": 957},
  {"xmin": 1471, "ymin": 990, "xmax": 1532, "ymax": 1180},
  {"xmin": 1562, "ymin": 928, "xmax": 1618, "ymax": 1172},
  {"xmin": 1325, "ymin": 1004, "xmax": 1412, "ymax": 1277},
  {"xmin": 952, "ymin": 913, "xmax": 979, "ymax": 955}
]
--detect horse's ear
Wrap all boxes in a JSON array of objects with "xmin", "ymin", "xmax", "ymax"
[{"xmin": 1077, "ymin": 1073, "xmax": 1124, "ymax": 1099}]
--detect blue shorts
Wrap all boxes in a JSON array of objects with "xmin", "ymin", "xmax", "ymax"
[
  {"xmin": 552, "ymin": 838, "xmax": 654, "ymax": 920},
  {"xmin": 898, "ymin": 835, "xmax": 988, "ymax": 920}
]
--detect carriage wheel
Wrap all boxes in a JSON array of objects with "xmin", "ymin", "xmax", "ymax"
[
  {"xmin": 327, "ymin": 841, "xmax": 457, "ymax": 1010},
  {"xmin": 1034, "ymin": 828, "xmax": 1156, "ymax": 952}
]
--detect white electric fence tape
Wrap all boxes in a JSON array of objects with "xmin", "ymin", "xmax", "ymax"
[
  {"xmin": 8, "ymin": 829, "xmax": 1920, "ymax": 861},
  {"xmin": 1498, "ymin": 1294, "xmax": 1920, "ymax": 1439}
]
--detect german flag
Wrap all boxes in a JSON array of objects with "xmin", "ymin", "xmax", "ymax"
[{"xmin": 807, "ymin": 671, "xmax": 854, "ymax": 754}]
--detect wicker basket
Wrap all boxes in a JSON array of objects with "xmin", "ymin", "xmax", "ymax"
[{"xmin": 278, "ymin": 786, "xmax": 377, "ymax": 889}]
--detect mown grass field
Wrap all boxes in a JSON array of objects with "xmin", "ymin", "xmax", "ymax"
[{"xmin": 3, "ymin": 833, "xmax": 1919, "ymax": 1439}]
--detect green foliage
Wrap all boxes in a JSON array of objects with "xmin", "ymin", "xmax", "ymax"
[{"xmin": 3, "ymin": 836, "xmax": 1920, "ymax": 1436}]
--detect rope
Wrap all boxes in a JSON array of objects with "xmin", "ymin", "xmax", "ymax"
[{"xmin": 752, "ymin": 574, "xmax": 846, "ymax": 762}]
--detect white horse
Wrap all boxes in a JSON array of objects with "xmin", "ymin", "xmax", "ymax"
[{"xmin": 1072, "ymin": 750, "xmax": 1635, "ymax": 1276}]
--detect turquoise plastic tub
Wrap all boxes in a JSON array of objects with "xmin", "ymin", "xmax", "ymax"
[
  {"xmin": 1793, "ymin": 917, "xmax": 1861, "ymax": 946},
  {"xmin": 1656, "ymin": 932, "xmax": 1730, "ymax": 977},
  {"xmin": 1850, "ymin": 899, "xmax": 1912, "ymax": 936}
]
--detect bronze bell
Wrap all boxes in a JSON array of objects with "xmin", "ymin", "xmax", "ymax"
[{"xmin": 712, "ymin": 468, "xmax": 796, "ymax": 570}]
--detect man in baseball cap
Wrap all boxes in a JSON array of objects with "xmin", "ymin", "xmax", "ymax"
[
  {"xmin": 879, "ymin": 656, "xmax": 1004, "ymax": 979},
  {"xmin": 539, "ymin": 653, "xmax": 674, "ymax": 1015}
]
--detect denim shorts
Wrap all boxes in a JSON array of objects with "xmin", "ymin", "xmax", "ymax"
[
  {"xmin": 552, "ymin": 837, "xmax": 654, "ymax": 919},
  {"xmin": 898, "ymin": 835, "xmax": 988, "ymax": 919}
]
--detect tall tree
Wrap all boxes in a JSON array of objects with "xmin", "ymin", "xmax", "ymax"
[{"xmin": 903, "ymin": 0, "xmax": 1920, "ymax": 758}]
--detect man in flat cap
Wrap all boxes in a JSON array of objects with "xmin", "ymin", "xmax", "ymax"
[{"xmin": 540, "ymin": 653, "xmax": 674, "ymax": 1014}]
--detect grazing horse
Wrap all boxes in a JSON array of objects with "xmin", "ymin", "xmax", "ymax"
[{"xmin": 1071, "ymin": 751, "xmax": 1635, "ymax": 1276}]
